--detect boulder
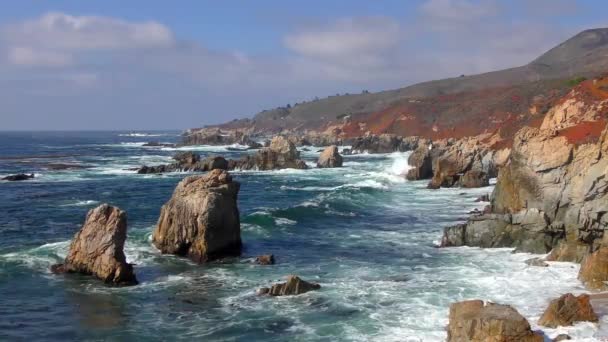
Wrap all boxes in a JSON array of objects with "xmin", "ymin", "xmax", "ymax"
[
  {"xmin": 173, "ymin": 151, "xmax": 199, "ymax": 166},
  {"xmin": 553, "ymin": 334, "xmax": 572, "ymax": 341},
  {"xmin": 525, "ymin": 258, "xmax": 549, "ymax": 267},
  {"xmin": 232, "ymin": 136, "xmax": 308, "ymax": 170},
  {"xmin": 2, "ymin": 173, "xmax": 34, "ymax": 181},
  {"xmin": 578, "ymin": 247, "xmax": 608, "ymax": 290},
  {"xmin": 447, "ymin": 300, "xmax": 543, "ymax": 342},
  {"xmin": 137, "ymin": 153, "xmax": 228, "ymax": 174},
  {"xmin": 460, "ymin": 170, "xmax": 489, "ymax": 188},
  {"xmin": 317, "ymin": 145, "xmax": 343, "ymax": 168},
  {"xmin": 51, "ymin": 204, "xmax": 137, "ymax": 286},
  {"xmin": 255, "ymin": 254, "xmax": 275, "ymax": 265},
  {"xmin": 258, "ymin": 275, "xmax": 321, "ymax": 296},
  {"xmin": 475, "ymin": 194, "xmax": 490, "ymax": 202},
  {"xmin": 538, "ymin": 293, "xmax": 598, "ymax": 328},
  {"xmin": 351, "ymin": 134, "xmax": 402, "ymax": 153},
  {"xmin": 152, "ymin": 169, "xmax": 241, "ymax": 263}
]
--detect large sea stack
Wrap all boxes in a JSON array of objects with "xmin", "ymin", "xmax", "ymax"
[
  {"xmin": 152, "ymin": 169, "xmax": 241, "ymax": 262},
  {"xmin": 51, "ymin": 204, "xmax": 137, "ymax": 286},
  {"xmin": 317, "ymin": 145, "xmax": 343, "ymax": 168}
]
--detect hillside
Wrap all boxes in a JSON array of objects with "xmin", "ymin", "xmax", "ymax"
[{"xmin": 209, "ymin": 28, "xmax": 608, "ymax": 139}]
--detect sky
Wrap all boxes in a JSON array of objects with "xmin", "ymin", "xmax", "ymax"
[{"xmin": 0, "ymin": 0, "xmax": 606, "ymax": 130}]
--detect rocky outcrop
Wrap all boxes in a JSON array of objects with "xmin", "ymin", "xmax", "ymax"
[
  {"xmin": 152, "ymin": 169, "xmax": 241, "ymax": 263},
  {"xmin": 231, "ymin": 136, "xmax": 308, "ymax": 170},
  {"xmin": 317, "ymin": 145, "xmax": 343, "ymax": 168},
  {"xmin": 257, "ymin": 275, "xmax": 321, "ymax": 296},
  {"xmin": 255, "ymin": 254, "xmax": 275, "ymax": 265},
  {"xmin": 181, "ymin": 128, "xmax": 259, "ymax": 147},
  {"xmin": 447, "ymin": 300, "xmax": 542, "ymax": 342},
  {"xmin": 142, "ymin": 141, "xmax": 176, "ymax": 148},
  {"xmin": 351, "ymin": 134, "xmax": 427, "ymax": 154},
  {"xmin": 578, "ymin": 247, "xmax": 608, "ymax": 290},
  {"xmin": 538, "ymin": 293, "xmax": 598, "ymax": 327},
  {"xmin": 51, "ymin": 204, "xmax": 137, "ymax": 286},
  {"xmin": 137, "ymin": 152, "xmax": 228, "ymax": 174},
  {"xmin": 441, "ymin": 85, "xmax": 608, "ymax": 258},
  {"xmin": 2, "ymin": 173, "xmax": 34, "ymax": 181},
  {"xmin": 440, "ymin": 209, "xmax": 563, "ymax": 253}
]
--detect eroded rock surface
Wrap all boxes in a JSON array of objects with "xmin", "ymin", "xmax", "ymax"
[
  {"xmin": 232, "ymin": 136, "xmax": 308, "ymax": 170},
  {"xmin": 51, "ymin": 204, "xmax": 137, "ymax": 286},
  {"xmin": 317, "ymin": 145, "xmax": 343, "ymax": 168},
  {"xmin": 538, "ymin": 293, "xmax": 598, "ymax": 327},
  {"xmin": 258, "ymin": 275, "xmax": 321, "ymax": 296},
  {"xmin": 152, "ymin": 169, "xmax": 241, "ymax": 262}
]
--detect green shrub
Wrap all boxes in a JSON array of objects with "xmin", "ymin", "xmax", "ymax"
[{"xmin": 566, "ymin": 76, "xmax": 587, "ymax": 87}]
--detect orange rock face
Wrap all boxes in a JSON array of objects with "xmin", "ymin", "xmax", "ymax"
[{"xmin": 538, "ymin": 293, "xmax": 598, "ymax": 327}]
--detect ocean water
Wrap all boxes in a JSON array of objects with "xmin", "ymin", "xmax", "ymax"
[{"xmin": 0, "ymin": 131, "xmax": 602, "ymax": 341}]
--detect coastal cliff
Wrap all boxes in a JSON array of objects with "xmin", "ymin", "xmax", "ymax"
[{"xmin": 441, "ymin": 76, "xmax": 608, "ymax": 266}]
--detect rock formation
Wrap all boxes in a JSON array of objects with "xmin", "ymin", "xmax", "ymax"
[
  {"xmin": 351, "ymin": 134, "xmax": 425, "ymax": 154},
  {"xmin": 447, "ymin": 300, "xmax": 543, "ymax": 342},
  {"xmin": 538, "ymin": 293, "xmax": 598, "ymax": 327},
  {"xmin": 2, "ymin": 173, "xmax": 34, "ymax": 181},
  {"xmin": 231, "ymin": 136, "xmax": 308, "ymax": 170},
  {"xmin": 255, "ymin": 254, "xmax": 275, "ymax": 265},
  {"xmin": 578, "ymin": 247, "xmax": 608, "ymax": 290},
  {"xmin": 317, "ymin": 145, "xmax": 343, "ymax": 168},
  {"xmin": 406, "ymin": 146, "xmax": 434, "ymax": 180},
  {"xmin": 257, "ymin": 275, "xmax": 321, "ymax": 296},
  {"xmin": 152, "ymin": 169, "xmax": 241, "ymax": 262},
  {"xmin": 137, "ymin": 152, "xmax": 228, "ymax": 174},
  {"xmin": 181, "ymin": 128, "xmax": 259, "ymax": 147},
  {"xmin": 51, "ymin": 204, "xmax": 137, "ymax": 286}
]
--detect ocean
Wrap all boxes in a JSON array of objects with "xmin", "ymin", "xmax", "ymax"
[{"xmin": 0, "ymin": 131, "xmax": 597, "ymax": 341}]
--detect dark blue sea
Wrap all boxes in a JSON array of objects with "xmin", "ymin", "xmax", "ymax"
[{"xmin": 0, "ymin": 131, "xmax": 585, "ymax": 341}]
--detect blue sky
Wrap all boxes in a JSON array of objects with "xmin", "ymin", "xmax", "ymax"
[{"xmin": 0, "ymin": 0, "xmax": 606, "ymax": 130}]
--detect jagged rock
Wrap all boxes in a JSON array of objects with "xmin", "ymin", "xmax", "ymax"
[
  {"xmin": 351, "ymin": 134, "xmax": 402, "ymax": 153},
  {"xmin": 231, "ymin": 136, "xmax": 308, "ymax": 170},
  {"xmin": 2, "ymin": 173, "xmax": 34, "ymax": 181},
  {"xmin": 578, "ymin": 247, "xmax": 608, "ymax": 290},
  {"xmin": 137, "ymin": 153, "xmax": 228, "ymax": 174},
  {"xmin": 51, "ymin": 204, "xmax": 137, "ymax": 286},
  {"xmin": 181, "ymin": 128, "xmax": 257, "ymax": 146},
  {"xmin": 525, "ymin": 257, "xmax": 549, "ymax": 267},
  {"xmin": 142, "ymin": 141, "xmax": 176, "ymax": 148},
  {"xmin": 538, "ymin": 293, "xmax": 598, "ymax": 327},
  {"xmin": 342, "ymin": 148, "xmax": 352, "ymax": 155},
  {"xmin": 152, "ymin": 169, "xmax": 241, "ymax": 263},
  {"xmin": 447, "ymin": 300, "xmax": 543, "ymax": 342},
  {"xmin": 259, "ymin": 275, "xmax": 321, "ymax": 296},
  {"xmin": 317, "ymin": 145, "xmax": 343, "ymax": 168},
  {"xmin": 553, "ymin": 334, "xmax": 572, "ymax": 341},
  {"xmin": 460, "ymin": 170, "xmax": 489, "ymax": 188},
  {"xmin": 255, "ymin": 254, "xmax": 275, "ymax": 265},
  {"xmin": 406, "ymin": 146, "xmax": 433, "ymax": 180}
]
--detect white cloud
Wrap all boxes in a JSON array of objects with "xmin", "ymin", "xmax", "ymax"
[
  {"xmin": 420, "ymin": 0, "xmax": 498, "ymax": 24},
  {"xmin": 284, "ymin": 17, "xmax": 400, "ymax": 61},
  {"xmin": 2, "ymin": 12, "xmax": 174, "ymax": 67}
]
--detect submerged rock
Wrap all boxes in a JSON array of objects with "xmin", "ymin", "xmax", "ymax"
[
  {"xmin": 51, "ymin": 204, "xmax": 137, "ymax": 286},
  {"xmin": 259, "ymin": 275, "xmax": 321, "ymax": 296},
  {"xmin": 255, "ymin": 254, "xmax": 275, "ymax": 265},
  {"xmin": 525, "ymin": 257, "xmax": 549, "ymax": 267},
  {"xmin": 152, "ymin": 169, "xmax": 241, "ymax": 262},
  {"xmin": 447, "ymin": 300, "xmax": 542, "ymax": 342},
  {"xmin": 317, "ymin": 145, "xmax": 343, "ymax": 168},
  {"xmin": 538, "ymin": 293, "xmax": 598, "ymax": 328},
  {"xmin": 2, "ymin": 173, "xmax": 34, "ymax": 181}
]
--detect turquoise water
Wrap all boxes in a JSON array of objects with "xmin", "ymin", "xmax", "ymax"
[{"xmin": 0, "ymin": 132, "xmax": 593, "ymax": 341}]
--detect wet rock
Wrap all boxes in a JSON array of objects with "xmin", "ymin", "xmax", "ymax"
[
  {"xmin": 51, "ymin": 204, "xmax": 137, "ymax": 286},
  {"xmin": 460, "ymin": 170, "xmax": 489, "ymax": 188},
  {"xmin": 342, "ymin": 148, "xmax": 352, "ymax": 155},
  {"xmin": 46, "ymin": 163, "xmax": 90, "ymax": 170},
  {"xmin": 173, "ymin": 151, "xmax": 199, "ymax": 165},
  {"xmin": 137, "ymin": 153, "xmax": 228, "ymax": 174},
  {"xmin": 525, "ymin": 257, "xmax": 549, "ymax": 267},
  {"xmin": 553, "ymin": 334, "xmax": 572, "ymax": 341},
  {"xmin": 255, "ymin": 254, "xmax": 275, "ymax": 265},
  {"xmin": 142, "ymin": 141, "xmax": 176, "ymax": 148},
  {"xmin": 475, "ymin": 194, "xmax": 490, "ymax": 202},
  {"xmin": 2, "ymin": 173, "xmax": 34, "ymax": 181},
  {"xmin": 447, "ymin": 300, "xmax": 543, "ymax": 342},
  {"xmin": 578, "ymin": 247, "xmax": 608, "ymax": 290},
  {"xmin": 262, "ymin": 275, "xmax": 321, "ymax": 296},
  {"xmin": 317, "ymin": 145, "xmax": 343, "ymax": 168},
  {"xmin": 538, "ymin": 293, "xmax": 598, "ymax": 327},
  {"xmin": 181, "ymin": 128, "xmax": 257, "ymax": 146},
  {"xmin": 351, "ymin": 134, "xmax": 402, "ymax": 154},
  {"xmin": 152, "ymin": 169, "xmax": 241, "ymax": 263}
]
